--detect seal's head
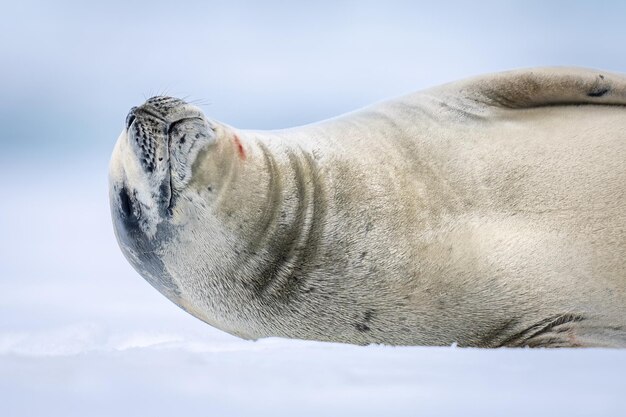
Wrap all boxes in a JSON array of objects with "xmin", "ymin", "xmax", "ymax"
[
  {"xmin": 110, "ymin": 95, "xmax": 272, "ymax": 339},
  {"xmin": 108, "ymin": 96, "xmax": 217, "ymax": 302}
]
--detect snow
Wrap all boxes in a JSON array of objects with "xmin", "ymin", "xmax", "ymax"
[{"xmin": 2, "ymin": 332, "xmax": 625, "ymax": 416}]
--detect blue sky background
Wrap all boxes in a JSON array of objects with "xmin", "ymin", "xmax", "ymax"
[
  {"xmin": 1, "ymin": 2, "xmax": 625, "ymax": 416},
  {"xmin": 3, "ymin": 0, "xmax": 626, "ymax": 161}
]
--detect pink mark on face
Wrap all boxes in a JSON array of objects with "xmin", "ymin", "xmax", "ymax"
[{"xmin": 233, "ymin": 134, "xmax": 246, "ymax": 160}]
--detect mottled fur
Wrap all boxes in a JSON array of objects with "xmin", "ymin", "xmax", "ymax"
[{"xmin": 110, "ymin": 68, "xmax": 626, "ymax": 347}]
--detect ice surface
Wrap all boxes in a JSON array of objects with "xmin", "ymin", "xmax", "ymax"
[{"xmin": 2, "ymin": 338, "xmax": 625, "ymax": 417}]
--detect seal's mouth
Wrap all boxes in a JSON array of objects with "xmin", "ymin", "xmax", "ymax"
[
  {"xmin": 166, "ymin": 132, "xmax": 174, "ymax": 214},
  {"xmin": 165, "ymin": 116, "xmax": 206, "ymax": 213}
]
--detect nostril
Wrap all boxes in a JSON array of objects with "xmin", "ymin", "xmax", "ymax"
[{"xmin": 125, "ymin": 107, "xmax": 137, "ymax": 130}]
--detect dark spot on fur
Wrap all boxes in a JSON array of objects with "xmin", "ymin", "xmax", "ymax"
[
  {"xmin": 588, "ymin": 86, "xmax": 610, "ymax": 97},
  {"xmin": 207, "ymin": 186, "xmax": 213, "ymax": 192},
  {"xmin": 355, "ymin": 323, "xmax": 370, "ymax": 332},
  {"xmin": 359, "ymin": 251, "xmax": 367, "ymax": 259},
  {"xmin": 355, "ymin": 309, "xmax": 375, "ymax": 332},
  {"xmin": 599, "ymin": 74, "xmax": 605, "ymax": 80}
]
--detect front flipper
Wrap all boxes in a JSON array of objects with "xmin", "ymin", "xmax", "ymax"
[{"xmin": 500, "ymin": 314, "xmax": 626, "ymax": 348}]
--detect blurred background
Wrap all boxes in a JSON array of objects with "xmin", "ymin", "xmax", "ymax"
[{"xmin": 1, "ymin": 1, "xmax": 625, "ymax": 416}]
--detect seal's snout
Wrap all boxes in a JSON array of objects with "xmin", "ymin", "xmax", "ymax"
[
  {"xmin": 126, "ymin": 96, "xmax": 211, "ymax": 174},
  {"xmin": 110, "ymin": 95, "xmax": 215, "ymax": 238}
]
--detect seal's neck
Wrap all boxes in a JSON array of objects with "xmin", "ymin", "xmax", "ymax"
[
  {"xmin": 172, "ymin": 125, "xmax": 326, "ymax": 337},
  {"xmin": 240, "ymin": 137, "xmax": 325, "ymax": 303},
  {"xmin": 217, "ymin": 128, "xmax": 325, "ymax": 301}
]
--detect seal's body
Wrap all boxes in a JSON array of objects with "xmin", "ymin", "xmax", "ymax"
[{"xmin": 109, "ymin": 68, "xmax": 626, "ymax": 347}]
